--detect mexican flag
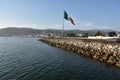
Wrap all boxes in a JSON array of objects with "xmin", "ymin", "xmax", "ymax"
[{"xmin": 64, "ymin": 11, "xmax": 75, "ymax": 25}]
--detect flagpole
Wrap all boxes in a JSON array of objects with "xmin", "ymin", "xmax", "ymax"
[
  {"xmin": 62, "ymin": 11, "xmax": 65, "ymax": 37},
  {"xmin": 62, "ymin": 12, "xmax": 64, "ymax": 37}
]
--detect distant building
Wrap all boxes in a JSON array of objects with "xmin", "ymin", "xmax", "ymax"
[
  {"xmin": 88, "ymin": 36, "xmax": 118, "ymax": 39},
  {"xmin": 76, "ymin": 34, "xmax": 83, "ymax": 37}
]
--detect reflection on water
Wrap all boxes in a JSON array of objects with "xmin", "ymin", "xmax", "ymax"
[{"xmin": 0, "ymin": 37, "xmax": 120, "ymax": 80}]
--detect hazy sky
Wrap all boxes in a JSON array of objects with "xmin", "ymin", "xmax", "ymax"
[{"xmin": 0, "ymin": 0, "xmax": 120, "ymax": 30}]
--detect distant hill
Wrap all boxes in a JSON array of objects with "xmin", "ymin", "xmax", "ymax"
[
  {"xmin": 0, "ymin": 27, "xmax": 42, "ymax": 36},
  {"xmin": 0, "ymin": 27, "xmax": 119, "ymax": 37}
]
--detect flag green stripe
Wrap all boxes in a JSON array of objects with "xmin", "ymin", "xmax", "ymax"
[{"xmin": 64, "ymin": 11, "xmax": 68, "ymax": 20}]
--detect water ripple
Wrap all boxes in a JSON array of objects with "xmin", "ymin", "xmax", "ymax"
[{"xmin": 0, "ymin": 37, "xmax": 120, "ymax": 80}]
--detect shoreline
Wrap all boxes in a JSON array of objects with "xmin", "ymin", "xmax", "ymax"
[{"xmin": 39, "ymin": 37, "xmax": 120, "ymax": 67}]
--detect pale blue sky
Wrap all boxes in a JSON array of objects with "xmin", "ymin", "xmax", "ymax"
[{"xmin": 0, "ymin": 0, "xmax": 120, "ymax": 30}]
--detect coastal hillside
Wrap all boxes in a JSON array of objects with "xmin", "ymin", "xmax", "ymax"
[
  {"xmin": 0, "ymin": 27, "xmax": 119, "ymax": 37},
  {"xmin": 0, "ymin": 27, "xmax": 42, "ymax": 36}
]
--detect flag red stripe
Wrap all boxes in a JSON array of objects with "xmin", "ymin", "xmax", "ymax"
[{"xmin": 69, "ymin": 17, "xmax": 75, "ymax": 25}]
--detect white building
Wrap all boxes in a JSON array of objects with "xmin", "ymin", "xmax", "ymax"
[{"xmin": 88, "ymin": 36, "xmax": 118, "ymax": 39}]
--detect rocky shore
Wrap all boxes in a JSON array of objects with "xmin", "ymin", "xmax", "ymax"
[{"xmin": 39, "ymin": 37, "xmax": 120, "ymax": 67}]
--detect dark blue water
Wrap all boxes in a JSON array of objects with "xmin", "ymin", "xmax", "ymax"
[{"xmin": 0, "ymin": 37, "xmax": 120, "ymax": 80}]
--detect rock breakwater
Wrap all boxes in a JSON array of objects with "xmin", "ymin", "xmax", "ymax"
[{"xmin": 39, "ymin": 37, "xmax": 120, "ymax": 67}]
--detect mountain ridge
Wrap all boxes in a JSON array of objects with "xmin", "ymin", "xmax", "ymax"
[{"xmin": 0, "ymin": 27, "xmax": 119, "ymax": 36}]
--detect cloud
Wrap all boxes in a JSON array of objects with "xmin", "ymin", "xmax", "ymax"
[
  {"xmin": 0, "ymin": 21, "xmax": 42, "ymax": 29},
  {"xmin": 77, "ymin": 21, "xmax": 119, "ymax": 30},
  {"xmin": 0, "ymin": 20, "xmax": 119, "ymax": 31},
  {"xmin": 83, "ymin": 21, "xmax": 94, "ymax": 27},
  {"xmin": 76, "ymin": 21, "xmax": 96, "ymax": 30}
]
